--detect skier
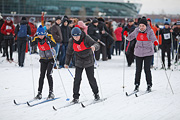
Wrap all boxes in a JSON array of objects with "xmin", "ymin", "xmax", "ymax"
[
  {"xmin": 122, "ymin": 18, "xmax": 136, "ymax": 67},
  {"xmin": 64, "ymin": 27, "xmax": 100, "ymax": 103},
  {"xmin": 156, "ymin": 21, "xmax": 173, "ymax": 69},
  {"xmin": 30, "ymin": 25, "xmax": 56, "ymax": 99},
  {"xmin": 127, "ymin": 17, "xmax": 158, "ymax": 92},
  {"xmin": 15, "ymin": 17, "xmax": 31, "ymax": 67},
  {"xmin": 1, "ymin": 17, "xmax": 15, "ymax": 61}
]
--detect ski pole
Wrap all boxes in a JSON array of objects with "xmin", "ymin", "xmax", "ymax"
[
  {"xmin": 47, "ymin": 40, "xmax": 70, "ymax": 101},
  {"xmin": 158, "ymin": 44, "xmax": 174, "ymax": 94},
  {"xmin": 93, "ymin": 52, "xmax": 104, "ymax": 102},
  {"xmin": 122, "ymin": 35, "xmax": 127, "ymax": 92},
  {"xmin": 28, "ymin": 37, "xmax": 36, "ymax": 98}
]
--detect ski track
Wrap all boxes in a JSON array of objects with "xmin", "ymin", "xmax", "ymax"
[{"xmin": 0, "ymin": 52, "xmax": 180, "ymax": 120}]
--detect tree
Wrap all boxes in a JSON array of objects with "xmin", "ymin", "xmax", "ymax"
[
  {"xmin": 65, "ymin": 7, "xmax": 71, "ymax": 16},
  {"xmin": 78, "ymin": 6, "xmax": 86, "ymax": 21}
]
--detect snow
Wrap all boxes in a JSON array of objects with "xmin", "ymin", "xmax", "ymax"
[{"xmin": 0, "ymin": 51, "xmax": 180, "ymax": 120}]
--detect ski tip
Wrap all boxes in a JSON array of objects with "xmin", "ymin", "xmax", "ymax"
[
  {"xmin": 52, "ymin": 106, "xmax": 57, "ymax": 111},
  {"xmin": 81, "ymin": 102, "xmax": 85, "ymax": 108},
  {"xmin": 13, "ymin": 100, "xmax": 17, "ymax": 105},
  {"xmin": 66, "ymin": 98, "xmax": 70, "ymax": 101},
  {"xmin": 135, "ymin": 94, "xmax": 138, "ymax": 97},
  {"xmin": 27, "ymin": 102, "xmax": 32, "ymax": 107},
  {"xmin": 125, "ymin": 92, "xmax": 128, "ymax": 96}
]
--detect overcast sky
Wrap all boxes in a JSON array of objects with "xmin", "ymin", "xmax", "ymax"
[{"xmin": 136, "ymin": 0, "xmax": 180, "ymax": 15}]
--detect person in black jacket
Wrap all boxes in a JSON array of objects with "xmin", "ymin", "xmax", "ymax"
[
  {"xmin": 64, "ymin": 27, "xmax": 100, "ymax": 103},
  {"xmin": 122, "ymin": 19, "xmax": 136, "ymax": 67},
  {"xmin": 157, "ymin": 22, "xmax": 173, "ymax": 69},
  {"xmin": 15, "ymin": 17, "xmax": 31, "ymax": 67},
  {"xmin": 31, "ymin": 25, "xmax": 56, "ymax": 99},
  {"xmin": 87, "ymin": 19, "xmax": 102, "ymax": 60},
  {"xmin": 0, "ymin": 16, "xmax": 5, "ymax": 56},
  {"xmin": 60, "ymin": 18, "xmax": 71, "ymax": 67}
]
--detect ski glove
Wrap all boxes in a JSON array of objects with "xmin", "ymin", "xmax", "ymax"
[{"xmin": 154, "ymin": 40, "xmax": 159, "ymax": 46}]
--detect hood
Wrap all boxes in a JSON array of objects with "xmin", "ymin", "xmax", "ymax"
[
  {"xmin": 4, "ymin": 20, "xmax": 13, "ymax": 26},
  {"xmin": 20, "ymin": 20, "xmax": 28, "ymax": 25},
  {"xmin": 147, "ymin": 18, "xmax": 153, "ymax": 28},
  {"xmin": 78, "ymin": 21, "xmax": 86, "ymax": 28}
]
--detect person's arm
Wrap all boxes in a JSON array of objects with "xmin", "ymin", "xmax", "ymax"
[
  {"xmin": 14, "ymin": 24, "xmax": 19, "ymax": 35},
  {"xmin": 87, "ymin": 26, "xmax": 99, "ymax": 41},
  {"xmin": 149, "ymin": 29, "xmax": 158, "ymax": 44},
  {"xmin": 85, "ymin": 35, "xmax": 100, "ymax": 51},
  {"xmin": 30, "ymin": 36, "xmax": 38, "ymax": 46},
  {"xmin": 46, "ymin": 34, "xmax": 56, "ymax": 47},
  {"xmin": 126, "ymin": 28, "xmax": 137, "ymax": 41},
  {"xmin": 27, "ymin": 25, "xmax": 31, "ymax": 35},
  {"xmin": 1, "ymin": 23, "xmax": 7, "ymax": 35},
  {"xmin": 51, "ymin": 25, "xmax": 60, "ymax": 42},
  {"xmin": 65, "ymin": 39, "xmax": 74, "ymax": 66}
]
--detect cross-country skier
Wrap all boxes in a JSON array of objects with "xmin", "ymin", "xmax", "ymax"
[
  {"xmin": 126, "ymin": 17, "xmax": 158, "ymax": 92},
  {"xmin": 30, "ymin": 25, "xmax": 56, "ymax": 99},
  {"xmin": 64, "ymin": 27, "xmax": 100, "ymax": 103}
]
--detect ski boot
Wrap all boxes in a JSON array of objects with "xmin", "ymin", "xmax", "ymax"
[
  {"xmin": 146, "ymin": 85, "xmax": 152, "ymax": 92},
  {"xmin": 35, "ymin": 92, "xmax": 42, "ymax": 100},
  {"xmin": 94, "ymin": 93, "xmax": 100, "ymax": 101},
  {"xmin": 47, "ymin": 91, "xmax": 55, "ymax": 99},
  {"xmin": 71, "ymin": 98, "xmax": 79, "ymax": 104},
  {"xmin": 134, "ymin": 84, "xmax": 139, "ymax": 92}
]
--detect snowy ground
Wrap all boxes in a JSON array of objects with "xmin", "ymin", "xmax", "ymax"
[{"xmin": 0, "ymin": 51, "xmax": 180, "ymax": 120}]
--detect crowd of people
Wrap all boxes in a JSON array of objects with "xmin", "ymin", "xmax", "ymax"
[{"xmin": 0, "ymin": 15, "xmax": 180, "ymax": 102}]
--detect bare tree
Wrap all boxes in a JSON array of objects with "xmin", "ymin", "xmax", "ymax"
[{"xmin": 78, "ymin": 6, "xmax": 86, "ymax": 21}]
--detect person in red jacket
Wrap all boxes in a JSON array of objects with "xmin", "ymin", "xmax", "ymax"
[
  {"xmin": 28, "ymin": 17, "xmax": 37, "ymax": 54},
  {"xmin": 114, "ymin": 23, "xmax": 123, "ymax": 55},
  {"xmin": 1, "ymin": 17, "xmax": 15, "ymax": 61}
]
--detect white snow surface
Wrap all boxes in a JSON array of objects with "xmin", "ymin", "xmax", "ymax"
[{"xmin": 0, "ymin": 51, "xmax": 180, "ymax": 120}]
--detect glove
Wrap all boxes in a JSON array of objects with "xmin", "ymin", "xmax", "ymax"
[
  {"xmin": 46, "ymin": 36, "xmax": 51, "ymax": 43},
  {"xmin": 154, "ymin": 40, "xmax": 159, "ymax": 46},
  {"xmin": 123, "ymin": 31, "xmax": 128, "ymax": 37}
]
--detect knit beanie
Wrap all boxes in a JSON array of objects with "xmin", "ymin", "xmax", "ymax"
[
  {"xmin": 55, "ymin": 16, "xmax": 61, "ymax": 21},
  {"xmin": 37, "ymin": 25, "xmax": 46, "ymax": 35},
  {"xmin": 71, "ymin": 27, "xmax": 81, "ymax": 36},
  {"xmin": 139, "ymin": 17, "xmax": 147, "ymax": 26},
  {"xmin": 164, "ymin": 22, "xmax": 169, "ymax": 25},
  {"xmin": 6, "ymin": 17, "xmax": 11, "ymax": 21},
  {"xmin": 92, "ymin": 19, "xmax": 98, "ymax": 24}
]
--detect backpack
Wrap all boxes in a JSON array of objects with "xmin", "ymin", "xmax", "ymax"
[{"xmin": 17, "ymin": 24, "xmax": 27, "ymax": 37}]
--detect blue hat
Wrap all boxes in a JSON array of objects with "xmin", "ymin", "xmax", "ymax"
[
  {"xmin": 37, "ymin": 25, "xmax": 46, "ymax": 35},
  {"xmin": 71, "ymin": 27, "xmax": 81, "ymax": 36},
  {"xmin": 164, "ymin": 22, "xmax": 169, "ymax": 25}
]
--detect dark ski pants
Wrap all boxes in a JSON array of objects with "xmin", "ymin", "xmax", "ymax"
[
  {"xmin": 115, "ymin": 41, "xmax": 122, "ymax": 55},
  {"xmin": 5, "ymin": 39, "xmax": 13, "ymax": 60},
  {"xmin": 95, "ymin": 44, "xmax": 107, "ymax": 61},
  {"xmin": 135, "ymin": 55, "xmax": 153, "ymax": 86},
  {"xmin": 17, "ymin": 40, "xmax": 26, "ymax": 66},
  {"xmin": 161, "ymin": 44, "xmax": 171, "ymax": 67},
  {"xmin": 38, "ymin": 59, "xmax": 54, "ymax": 93},
  {"xmin": 73, "ymin": 65, "xmax": 99, "ymax": 99}
]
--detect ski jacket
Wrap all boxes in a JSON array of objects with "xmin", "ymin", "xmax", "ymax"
[
  {"xmin": 65, "ymin": 32, "xmax": 100, "ymax": 68},
  {"xmin": 60, "ymin": 20, "xmax": 71, "ymax": 44},
  {"xmin": 156, "ymin": 28, "xmax": 173, "ymax": 45},
  {"xmin": 28, "ymin": 22, "xmax": 37, "ymax": 37},
  {"xmin": 51, "ymin": 23, "xmax": 63, "ymax": 43},
  {"xmin": 114, "ymin": 27, "xmax": 123, "ymax": 41},
  {"xmin": 1, "ymin": 20, "xmax": 15, "ymax": 36},
  {"xmin": 127, "ymin": 25, "xmax": 157, "ymax": 57},
  {"xmin": 88, "ymin": 23, "xmax": 101, "ymax": 42},
  {"xmin": 31, "ymin": 34, "xmax": 56, "ymax": 59}
]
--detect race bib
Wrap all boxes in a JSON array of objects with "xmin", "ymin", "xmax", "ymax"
[{"xmin": 163, "ymin": 33, "xmax": 170, "ymax": 40}]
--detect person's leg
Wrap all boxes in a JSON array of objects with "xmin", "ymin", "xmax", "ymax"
[
  {"xmin": 5, "ymin": 39, "xmax": 9, "ymax": 60},
  {"xmin": 161, "ymin": 45, "xmax": 165, "ymax": 67},
  {"xmin": 53, "ymin": 43, "xmax": 60, "ymax": 67},
  {"xmin": 20, "ymin": 41, "xmax": 27, "ymax": 66},
  {"xmin": 135, "ymin": 56, "xmax": 143, "ymax": 86},
  {"xmin": 144, "ymin": 56, "xmax": 153, "ymax": 86},
  {"xmin": 38, "ymin": 60, "xmax": 48, "ymax": 93},
  {"xmin": 167, "ymin": 44, "xmax": 171, "ymax": 67},
  {"xmin": 46, "ymin": 59, "xmax": 54, "ymax": 92},
  {"xmin": 73, "ymin": 67, "xmax": 84, "ymax": 99},
  {"xmin": 85, "ymin": 66, "xmax": 99, "ymax": 95}
]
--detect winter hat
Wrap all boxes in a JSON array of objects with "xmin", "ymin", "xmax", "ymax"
[
  {"xmin": 55, "ymin": 16, "xmax": 61, "ymax": 21},
  {"xmin": 78, "ymin": 21, "xmax": 85, "ymax": 28},
  {"xmin": 92, "ymin": 19, "xmax": 98, "ymax": 24},
  {"xmin": 6, "ymin": 17, "xmax": 11, "ymax": 21},
  {"xmin": 71, "ymin": 27, "xmax": 81, "ymax": 36},
  {"xmin": 164, "ymin": 22, "xmax": 169, "ymax": 25},
  {"xmin": 128, "ymin": 18, "xmax": 134, "ymax": 22},
  {"xmin": 29, "ymin": 17, "xmax": 35, "ymax": 23},
  {"xmin": 22, "ymin": 17, "xmax": 26, "ymax": 20},
  {"xmin": 74, "ymin": 25, "xmax": 81, "ymax": 29},
  {"xmin": 139, "ymin": 17, "xmax": 147, "ymax": 26},
  {"xmin": 37, "ymin": 25, "xmax": 46, "ymax": 35}
]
